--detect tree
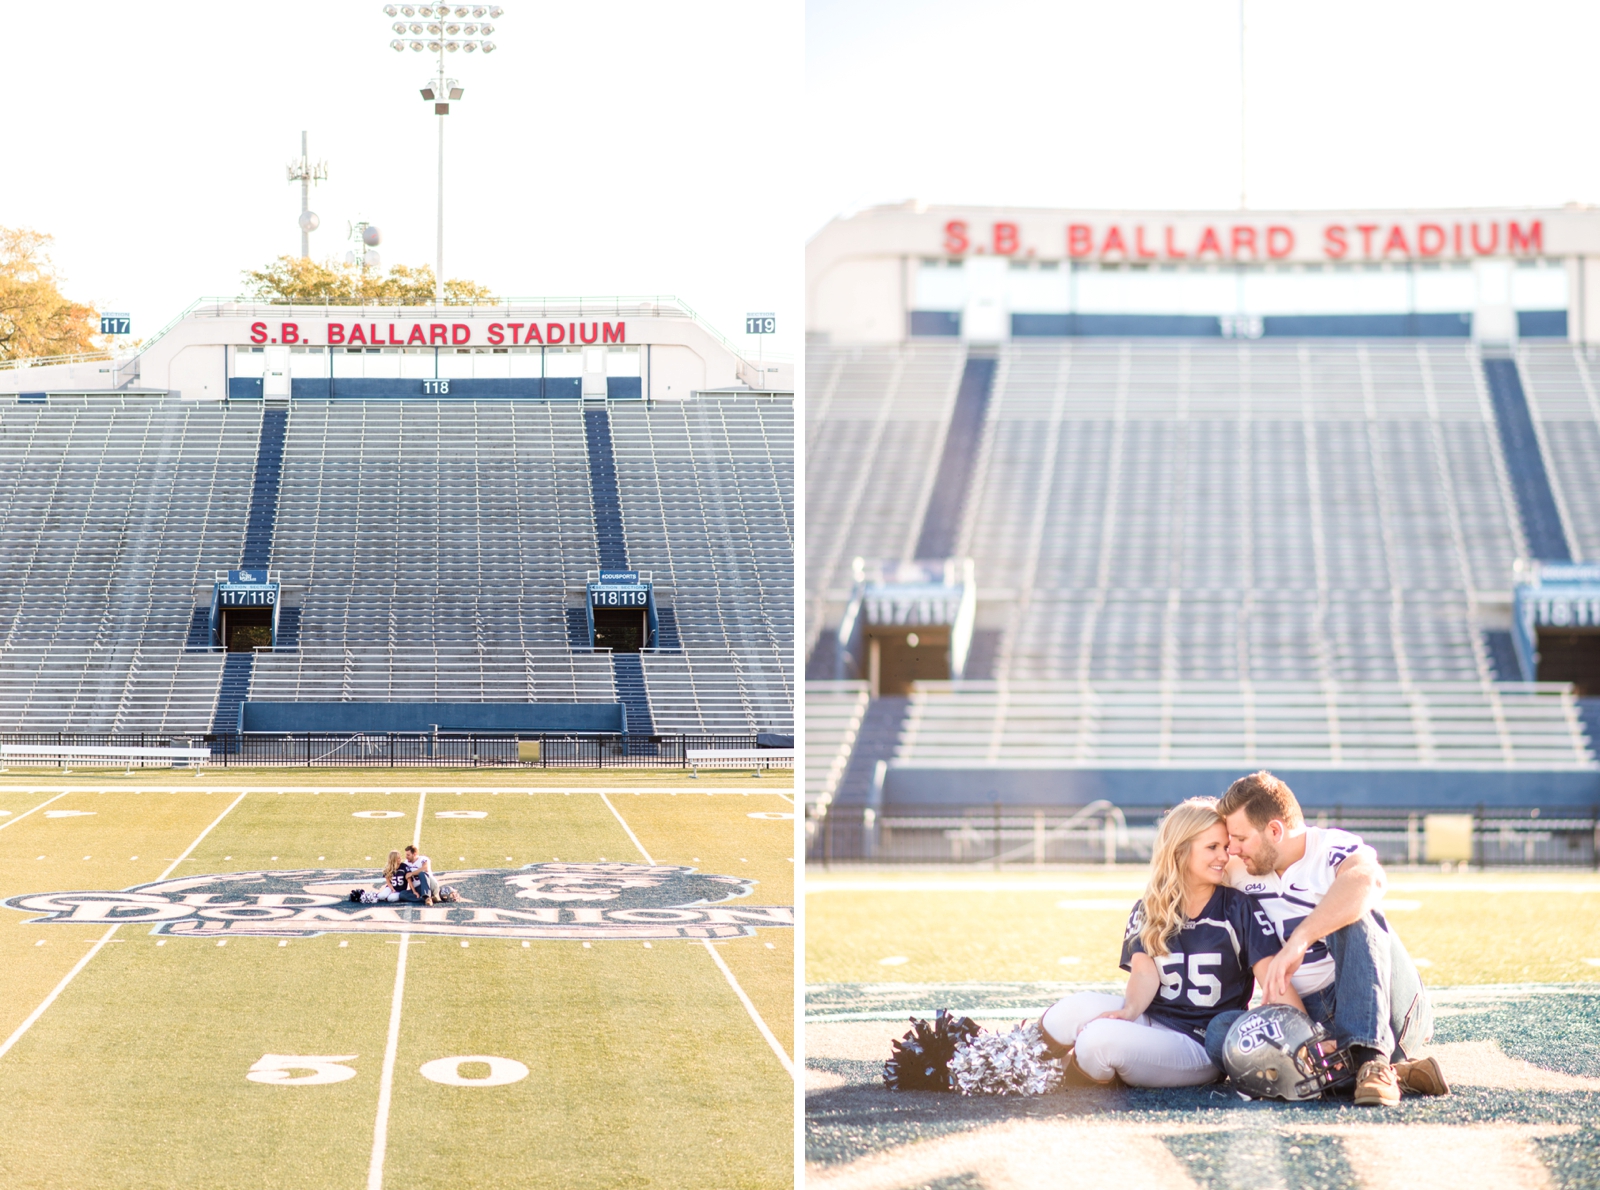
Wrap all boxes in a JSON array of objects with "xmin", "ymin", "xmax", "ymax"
[
  {"xmin": 0, "ymin": 227, "xmax": 103, "ymax": 361},
  {"xmin": 242, "ymin": 256, "xmax": 495, "ymax": 306}
]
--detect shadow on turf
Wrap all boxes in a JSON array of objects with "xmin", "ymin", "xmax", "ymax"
[{"xmin": 804, "ymin": 991, "xmax": 1600, "ymax": 1173}]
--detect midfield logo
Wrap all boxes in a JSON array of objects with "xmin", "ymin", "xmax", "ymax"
[{"xmin": 3, "ymin": 862, "xmax": 793, "ymax": 941}]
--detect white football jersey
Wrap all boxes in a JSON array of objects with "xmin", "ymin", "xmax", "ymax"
[{"xmin": 1231, "ymin": 827, "xmax": 1378, "ymax": 995}]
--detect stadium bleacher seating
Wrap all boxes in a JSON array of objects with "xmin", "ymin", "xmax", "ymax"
[
  {"xmin": 0, "ymin": 391, "xmax": 793, "ymax": 737},
  {"xmin": 806, "ymin": 339, "xmax": 1599, "ymax": 829}
]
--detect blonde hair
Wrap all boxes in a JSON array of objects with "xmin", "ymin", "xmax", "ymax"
[
  {"xmin": 1138, "ymin": 798, "xmax": 1226, "ymax": 957},
  {"xmin": 383, "ymin": 849, "xmax": 404, "ymax": 881}
]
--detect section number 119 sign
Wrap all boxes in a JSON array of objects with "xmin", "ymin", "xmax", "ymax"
[{"xmin": 745, "ymin": 313, "xmax": 775, "ymax": 335}]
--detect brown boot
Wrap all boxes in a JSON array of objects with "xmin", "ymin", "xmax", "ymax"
[
  {"xmin": 1353, "ymin": 1059, "xmax": 1401, "ymax": 1106},
  {"xmin": 1062, "ymin": 1052, "xmax": 1123, "ymax": 1089},
  {"xmin": 1393, "ymin": 1056, "xmax": 1449, "ymax": 1096}
]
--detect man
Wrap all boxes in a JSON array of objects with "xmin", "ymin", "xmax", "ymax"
[
  {"xmin": 1205, "ymin": 771, "xmax": 1448, "ymax": 1106},
  {"xmin": 404, "ymin": 844, "xmax": 437, "ymax": 906}
]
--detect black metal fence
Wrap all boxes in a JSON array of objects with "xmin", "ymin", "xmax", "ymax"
[
  {"xmin": 808, "ymin": 803, "xmax": 1600, "ymax": 869},
  {"xmin": 0, "ymin": 732, "xmax": 787, "ymax": 770}
]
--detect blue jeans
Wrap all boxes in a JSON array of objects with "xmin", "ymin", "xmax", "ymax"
[
  {"xmin": 1205, "ymin": 912, "xmax": 1432, "ymax": 1069},
  {"xmin": 410, "ymin": 871, "xmax": 435, "ymax": 900}
]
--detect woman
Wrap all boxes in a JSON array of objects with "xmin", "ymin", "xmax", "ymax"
[
  {"xmin": 375, "ymin": 849, "xmax": 415, "ymax": 903},
  {"xmin": 1039, "ymin": 798, "xmax": 1299, "ymax": 1088}
]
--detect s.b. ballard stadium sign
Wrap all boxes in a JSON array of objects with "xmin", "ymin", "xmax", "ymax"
[
  {"xmin": 2, "ymin": 862, "xmax": 792, "ymax": 941},
  {"xmin": 248, "ymin": 318, "xmax": 627, "ymax": 347}
]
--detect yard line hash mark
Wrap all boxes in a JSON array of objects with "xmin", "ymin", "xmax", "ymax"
[
  {"xmin": 0, "ymin": 791, "xmax": 248, "ymax": 1065},
  {"xmin": 368, "ymin": 789, "xmax": 425, "ymax": 1190},
  {"xmin": 600, "ymin": 792, "xmax": 793, "ymax": 1079}
]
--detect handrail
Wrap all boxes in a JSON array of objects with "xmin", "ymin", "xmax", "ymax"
[{"xmin": 0, "ymin": 349, "xmax": 118, "ymax": 372}]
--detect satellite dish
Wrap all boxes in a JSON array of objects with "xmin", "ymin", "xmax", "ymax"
[
  {"xmin": 299, "ymin": 210, "xmax": 320, "ymax": 232},
  {"xmin": 363, "ymin": 250, "xmax": 383, "ymax": 271},
  {"xmin": 362, "ymin": 225, "xmax": 382, "ymax": 247}
]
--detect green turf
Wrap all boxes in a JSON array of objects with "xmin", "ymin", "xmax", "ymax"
[
  {"xmin": 0, "ymin": 787, "xmax": 795, "ymax": 1189},
  {"xmin": 804, "ymin": 867, "xmax": 1600, "ymax": 986}
]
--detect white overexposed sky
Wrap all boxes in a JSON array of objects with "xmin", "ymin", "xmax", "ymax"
[
  {"xmin": 4, "ymin": 0, "xmax": 802, "ymax": 358},
  {"xmin": 807, "ymin": 0, "xmax": 1600, "ymax": 237}
]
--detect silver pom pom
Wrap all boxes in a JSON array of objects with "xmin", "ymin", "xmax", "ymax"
[{"xmin": 948, "ymin": 1020, "xmax": 1064, "ymax": 1097}]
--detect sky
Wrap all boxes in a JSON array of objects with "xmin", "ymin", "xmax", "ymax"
[
  {"xmin": 806, "ymin": 0, "xmax": 1600, "ymax": 237},
  {"xmin": 4, "ymin": 0, "xmax": 802, "ymax": 359}
]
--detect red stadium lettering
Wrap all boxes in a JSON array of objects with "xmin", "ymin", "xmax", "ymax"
[
  {"xmin": 429, "ymin": 324, "xmax": 448, "ymax": 345},
  {"xmin": 327, "ymin": 323, "xmax": 345, "ymax": 345},
  {"xmin": 579, "ymin": 322, "xmax": 599, "ymax": 344},
  {"xmin": 1417, "ymin": 224, "xmax": 1446, "ymax": 256},
  {"xmin": 1067, "ymin": 223, "xmax": 1093, "ymax": 257},
  {"xmin": 524, "ymin": 323, "xmax": 544, "ymax": 344},
  {"xmin": 546, "ymin": 323, "xmax": 565, "ymax": 344},
  {"xmin": 451, "ymin": 324, "xmax": 470, "ymax": 345},
  {"xmin": 568, "ymin": 323, "xmax": 576, "ymax": 344},
  {"xmin": 1323, "ymin": 225, "xmax": 1348, "ymax": 259},
  {"xmin": 1135, "ymin": 226, "xmax": 1158, "ymax": 259},
  {"xmin": 1164, "ymin": 226, "xmax": 1187, "ymax": 258},
  {"xmin": 487, "ymin": 323, "xmax": 504, "ymax": 346},
  {"xmin": 993, "ymin": 222, "xmax": 1019, "ymax": 255},
  {"xmin": 1453, "ymin": 224, "xmax": 1463, "ymax": 255},
  {"xmin": 602, "ymin": 322, "xmax": 625, "ymax": 344},
  {"xmin": 1266, "ymin": 226, "xmax": 1294, "ymax": 258},
  {"xmin": 1355, "ymin": 224, "xmax": 1380, "ymax": 256},
  {"xmin": 250, "ymin": 321, "xmax": 269, "ymax": 344},
  {"xmin": 406, "ymin": 324, "xmax": 427, "ymax": 346},
  {"xmin": 369, "ymin": 324, "xmax": 382, "ymax": 344},
  {"xmin": 1508, "ymin": 220, "xmax": 1543, "ymax": 255},
  {"xmin": 1101, "ymin": 225, "xmax": 1127, "ymax": 256},
  {"xmin": 1195, "ymin": 226, "xmax": 1223, "ymax": 258},
  {"xmin": 349, "ymin": 323, "xmax": 368, "ymax": 345},
  {"xmin": 280, "ymin": 323, "xmax": 299, "ymax": 345},
  {"xmin": 506, "ymin": 322, "xmax": 524, "ymax": 344},
  {"xmin": 387, "ymin": 324, "xmax": 403, "ymax": 345},
  {"xmin": 943, "ymin": 220, "xmax": 969, "ymax": 255},
  {"xmin": 1383, "ymin": 225, "xmax": 1410, "ymax": 256},
  {"xmin": 1231, "ymin": 225, "xmax": 1258, "ymax": 258},
  {"xmin": 1471, "ymin": 222, "xmax": 1499, "ymax": 254}
]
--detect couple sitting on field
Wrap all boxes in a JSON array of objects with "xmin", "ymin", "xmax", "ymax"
[
  {"xmin": 376, "ymin": 845, "xmax": 442, "ymax": 906},
  {"xmin": 1038, "ymin": 771, "xmax": 1448, "ymax": 1106}
]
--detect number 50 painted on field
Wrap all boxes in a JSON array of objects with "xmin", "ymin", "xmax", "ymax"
[{"xmin": 248, "ymin": 1053, "xmax": 528, "ymax": 1087}]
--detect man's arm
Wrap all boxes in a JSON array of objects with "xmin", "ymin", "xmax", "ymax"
[
  {"xmin": 1262, "ymin": 851, "xmax": 1386, "ymax": 1000},
  {"xmin": 1254, "ymin": 956, "xmax": 1305, "ymax": 1012}
]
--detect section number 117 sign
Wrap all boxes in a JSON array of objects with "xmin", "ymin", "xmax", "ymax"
[{"xmin": 746, "ymin": 313, "xmax": 775, "ymax": 335}]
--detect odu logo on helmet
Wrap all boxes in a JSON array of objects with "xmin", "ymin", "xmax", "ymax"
[
  {"xmin": 1232, "ymin": 1014, "xmax": 1285, "ymax": 1054},
  {"xmin": 2, "ymin": 862, "xmax": 792, "ymax": 941}
]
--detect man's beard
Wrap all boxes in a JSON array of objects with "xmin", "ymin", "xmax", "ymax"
[{"xmin": 1246, "ymin": 839, "xmax": 1279, "ymax": 876}]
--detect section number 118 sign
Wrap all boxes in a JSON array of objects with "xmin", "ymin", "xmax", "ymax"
[{"xmin": 745, "ymin": 313, "xmax": 775, "ymax": 335}]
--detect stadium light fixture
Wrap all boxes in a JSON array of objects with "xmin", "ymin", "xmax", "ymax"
[{"xmin": 385, "ymin": 4, "xmax": 503, "ymax": 304}]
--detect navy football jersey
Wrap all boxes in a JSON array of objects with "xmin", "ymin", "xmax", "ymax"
[
  {"xmin": 1118, "ymin": 886, "xmax": 1282, "ymax": 1041},
  {"xmin": 388, "ymin": 864, "xmax": 411, "ymax": 892}
]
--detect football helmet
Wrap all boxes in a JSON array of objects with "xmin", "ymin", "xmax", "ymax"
[{"xmin": 1222, "ymin": 1004, "xmax": 1355, "ymax": 1101}]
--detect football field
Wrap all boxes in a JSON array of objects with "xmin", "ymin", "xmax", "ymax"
[
  {"xmin": 0, "ymin": 770, "xmax": 795, "ymax": 1189},
  {"xmin": 806, "ymin": 867, "xmax": 1600, "ymax": 1190}
]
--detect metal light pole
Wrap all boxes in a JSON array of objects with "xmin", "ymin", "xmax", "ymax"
[
  {"xmin": 286, "ymin": 131, "xmax": 328, "ymax": 258},
  {"xmin": 386, "ymin": 4, "xmax": 502, "ymax": 305}
]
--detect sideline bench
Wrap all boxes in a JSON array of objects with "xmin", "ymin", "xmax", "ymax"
[
  {"xmin": 685, "ymin": 747, "xmax": 794, "ymax": 777},
  {"xmin": 0, "ymin": 745, "xmax": 212, "ymax": 773}
]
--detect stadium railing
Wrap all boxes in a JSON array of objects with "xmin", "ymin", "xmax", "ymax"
[
  {"xmin": 0, "ymin": 732, "xmax": 787, "ymax": 770},
  {"xmin": 809, "ymin": 803, "xmax": 1600, "ymax": 870}
]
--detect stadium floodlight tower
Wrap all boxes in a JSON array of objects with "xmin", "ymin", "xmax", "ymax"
[
  {"xmin": 385, "ymin": 4, "xmax": 502, "ymax": 305},
  {"xmin": 286, "ymin": 131, "xmax": 329, "ymax": 259}
]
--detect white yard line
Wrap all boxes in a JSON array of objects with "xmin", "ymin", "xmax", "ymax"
[
  {"xmin": 598, "ymin": 792, "xmax": 655, "ymax": 864},
  {"xmin": 702, "ymin": 939, "xmax": 794, "ymax": 1077},
  {"xmin": 600, "ymin": 792, "xmax": 793, "ymax": 1078},
  {"xmin": 0, "ymin": 790, "xmax": 72, "ymax": 832},
  {"xmin": 0, "ymin": 790, "xmax": 249, "ymax": 1065},
  {"xmin": 368, "ymin": 789, "xmax": 425, "ymax": 1190}
]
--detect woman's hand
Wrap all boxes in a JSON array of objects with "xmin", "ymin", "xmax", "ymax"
[{"xmin": 1091, "ymin": 1005, "xmax": 1143, "ymax": 1024}]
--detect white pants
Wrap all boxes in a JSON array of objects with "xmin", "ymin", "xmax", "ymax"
[
  {"xmin": 376, "ymin": 888, "xmax": 400, "ymax": 902},
  {"xmin": 1040, "ymin": 991, "xmax": 1220, "ymax": 1088}
]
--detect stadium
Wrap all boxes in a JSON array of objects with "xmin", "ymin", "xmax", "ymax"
[
  {"xmin": 0, "ymin": 296, "xmax": 796, "ymax": 1188},
  {"xmin": 803, "ymin": 203, "xmax": 1600, "ymax": 1188}
]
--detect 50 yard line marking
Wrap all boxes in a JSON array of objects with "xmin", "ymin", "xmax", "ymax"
[
  {"xmin": 368, "ymin": 790, "xmax": 424, "ymax": 1190},
  {"xmin": 0, "ymin": 790, "xmax": 249, "ymax": 1064},
  {"xmin": 598, "ymin": 792, "xmax": 794, "ymax": 1079}
]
